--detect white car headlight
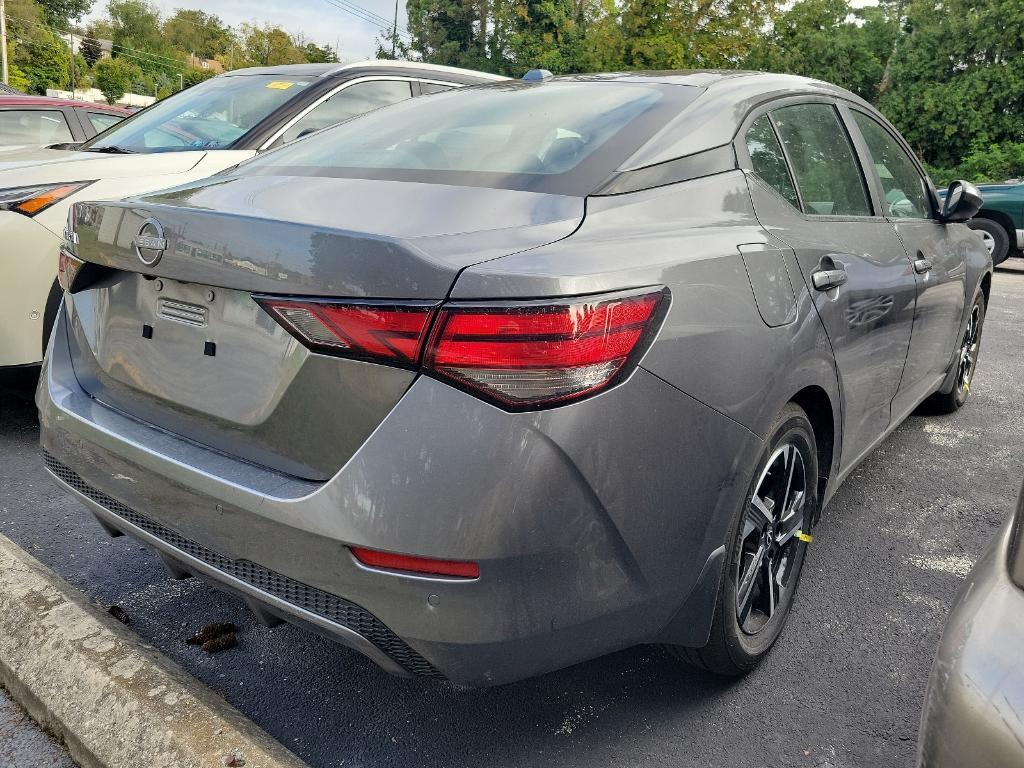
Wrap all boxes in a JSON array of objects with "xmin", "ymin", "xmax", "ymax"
[{"xmin": 0, "ymin": 181, "xmax": 94, "ymax": 217}]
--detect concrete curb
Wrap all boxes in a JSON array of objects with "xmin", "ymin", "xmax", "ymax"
[{"xmin": 0, "ymin": 532, "xmax": 310, "ymax": 768}]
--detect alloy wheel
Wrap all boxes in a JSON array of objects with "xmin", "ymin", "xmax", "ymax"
[
  {"xmin": 734, "ymin": 443, "xmax": 807, "ymax": 635},
  {"xmin": 957, "ymin": 304, "xmax": 982, "ymax": 395}
]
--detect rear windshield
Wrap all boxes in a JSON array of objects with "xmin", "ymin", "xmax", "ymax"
[
  {"xmin": 84, "ymin": 75, "xmax": 314, "ymax": 153},
  {"xmin": 233, "ymin": 81, "xmax": 701, "ymax": 195}
]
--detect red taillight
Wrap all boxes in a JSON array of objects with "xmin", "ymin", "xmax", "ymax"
[
  {"xmin": 254, "ymin": 298, "xmax": 437, "ymax": 367},
  {"xmin": 256, "ymin": 288, "xmax": 667, "ymax": 408},
  {"xmin": 423, "ymin": 289, "xmax": 666, "ymax": 408},
  {"xmin": 350, "ymin": 547, "xmax": 480, "ymax": 579}
]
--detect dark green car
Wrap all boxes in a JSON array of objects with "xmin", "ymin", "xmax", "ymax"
[{"xmin": 965, "ymin": 182, "xmax": 1024, "ymax": 264}]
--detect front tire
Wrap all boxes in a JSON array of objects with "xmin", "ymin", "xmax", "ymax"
[
  {"xmin": 926, "ymin": 291, "xmax": 986, "ymax": 414},
  {"xmin": 967, "ymin": 219, "xmax": 1010, "ymax": 265},
  {"xmin": 666, "ymin": 403, "xmax": 820, "ymax": 676}
]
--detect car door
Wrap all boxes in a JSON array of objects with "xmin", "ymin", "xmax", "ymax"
[
  {"xmin": 739, "ymin": 101, "xmax": 919, "ymax": 467},
  {"xmin": 846, "ymin": 108, "xmax": 969, "ymax": 412}
]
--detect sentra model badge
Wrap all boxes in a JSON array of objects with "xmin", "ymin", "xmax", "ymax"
[{"xmin": 134, "ymin": 219, "xmax": 167, "ymax": 266}]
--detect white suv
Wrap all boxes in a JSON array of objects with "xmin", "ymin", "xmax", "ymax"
[{"xmin": 0, "ymin": 60, "xmax": 504, "ymax": 372}]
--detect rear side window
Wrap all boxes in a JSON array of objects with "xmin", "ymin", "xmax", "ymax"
[
  {"xmin": 851, "ymin": 111, "xmax": 932, "ymax": 219},
  {"xmin": 280, "ymin": 80, "xmax": 413, "ymax": 144},
  {"xmin": 420, "ymin": 82, "xmax": 454, "ymax": 95},
  {"xmin": 0, "ymin": 109, "xmax": 74, "ymax": 145},
  {"xmin": 745, "ymin": 115, "xmax": 799, "ymax": 209},
  {"xmin": 87, "ymin": 112, "xmax": 123, "ymax": 133},
  {"xmin": 771, "ymin": 103, "xmax": 872, "ymax": 217}
]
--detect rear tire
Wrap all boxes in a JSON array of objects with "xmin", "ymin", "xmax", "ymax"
[
  {"xmin": 926, "ymin": 291, "xmax": 986, "ymax": 414},
  {"xmin": 665, "ymin": 403, "xmax": 820, "ymax": 676},
  {"xmin": 967, "ymin": 219, "xmax": 1010, "ymax": 265}
]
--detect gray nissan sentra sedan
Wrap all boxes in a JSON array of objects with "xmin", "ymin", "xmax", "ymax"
[{"xmin": 40, "ymin": 71, "xmax": 992, "ymax": 686}]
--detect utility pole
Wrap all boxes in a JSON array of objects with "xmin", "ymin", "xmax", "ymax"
[
  {"xmin": 391, "ymin": 0, "xmax": 398, "ymax": 57},
  {"xmin": 69, "ymin": 30, "xmax": 75, "ymax": 95},
  {"xmin": 1, "ymin": 0, "xmax": 9, "ymax": 86}
]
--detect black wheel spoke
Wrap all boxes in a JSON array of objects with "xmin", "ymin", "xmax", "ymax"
[{"xmin": 735, "ymin": 440, "xmax": 809, "ymax": 635}]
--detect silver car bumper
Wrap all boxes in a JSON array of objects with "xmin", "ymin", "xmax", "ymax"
[
  {"xmin": 918, "ymin": 510, "xmax": 1024, "ymax": 766},
  {"xmin": 38, "ymin": 305, "xmax": 761, "ymax": 685}
]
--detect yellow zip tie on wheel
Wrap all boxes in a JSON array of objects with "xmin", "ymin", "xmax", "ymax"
[{"xmin": 796, "ymin": 530, "xmax": 814, "ymax": 543}]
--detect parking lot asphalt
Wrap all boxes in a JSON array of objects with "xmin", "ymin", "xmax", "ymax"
[{"xmin": 2, "ymin": 264, "xmax": 1023, "ymax": 768}]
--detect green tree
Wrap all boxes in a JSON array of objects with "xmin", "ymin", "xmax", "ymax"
[
  {"xmin": 163, "ymin": 10, "xmax": 231, "ymax": 59},
  {"xmin": 236, "ymin": 23, "xmax": 307, "ymax": 66},
  {"xmin": 182, "ymin": 66, "xmax": 216, "ymax": 87},
  {"xmin": 374, "ymin": 28, "xmax": 411, "ymax": 59},
  {"xmin": 7, "ymin": 64, "xmax": 32, "ymax": 93},
  {"xmin": 407, "ymin": 0, "xmax": 485, "ymax": 69},
  {"xmin": 79, "ymin": 36, "xmax": 104, "ymax": 66},
  {"xmin": 36, "ymin": 0, "xmax": 93, "ymax": 29},
  {"xmin": 618, "ymin": 0, "xmax": 779, "ymax": 69},
  {"xmin": 300, "ymin": 41, "xmax": 338, "ymax": 63},
  {"xmin": 108, "ymin": 0, "xmax": 162, "ymax": 49},
  {"xmin": 506, "ymin": 0, "xmax": 586, "ymax": 73},
  {"xmin": 94, "ymin": 55, "xmax": 140, "ymax": 103},
  {"xmin": 879, "ymin": 0, "xmax": 1024, "ymax": 168},
  {"xmin": 20, "ymin": 29, "xmax": 73, "ymax": 93},
  {"xmin": 745, "ymin": 0, "xmax": 898, "ymax": 102},
  {"xmin": 107, "ymin": 0, "xmax": 183, "ymax": 78}
]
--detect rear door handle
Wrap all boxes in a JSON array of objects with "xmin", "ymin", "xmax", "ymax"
[
  {"xmin": 913, "ymin": 258, "xmax": 933, "ymax": 274},
  {"xmin": 811, "ymin": 268, "xmax": 848, "ymax": 291}
]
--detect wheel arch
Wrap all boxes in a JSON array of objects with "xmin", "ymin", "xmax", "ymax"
[
  {"xmin": 790, "ymin": 384, "xmax": 836, "ymax": 522},
  {"xmin": 980, "ymin": 270, "xmax": 992, "ymax": 307},
  {"xmin": 42, "ymin": 279, "xmax": 63, "ymax": 358}
]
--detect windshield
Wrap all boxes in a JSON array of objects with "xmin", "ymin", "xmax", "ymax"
[
  {"xmin": 84, "ymin": 75, "xmax": 314, "ymax": 153},
  {"xmin": 234, "ymin": 81, "xmax": 700, "ymax": 195}
]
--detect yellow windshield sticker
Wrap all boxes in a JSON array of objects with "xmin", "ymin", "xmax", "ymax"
[{"xmin": 265, "ymin": 81, "xmax": 295, "ymax": 90}]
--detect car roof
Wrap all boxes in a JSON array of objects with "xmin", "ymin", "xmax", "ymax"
[
  {"xmin": 536, "ymin": 71, "xmax": 877, "ymax": 171},
  {"xmin": 0, "ymin": 95, "xmax": 131, "ymax": 113},
  {"xmin": 222, "ymin": 59, "xmax": 507, "ymax": 83}
]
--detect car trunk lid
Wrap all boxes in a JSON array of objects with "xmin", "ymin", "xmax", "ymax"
[{"xmin": 65, "ymin": 176, "xmax": 584, "ymax": 480}]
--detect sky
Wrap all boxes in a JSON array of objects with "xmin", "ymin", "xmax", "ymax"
[{"xmin": 86, "ymin": 0, "xmax": 408, "ymax": 60}]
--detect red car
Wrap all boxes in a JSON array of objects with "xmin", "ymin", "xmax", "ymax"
[{"xmin": 0, "ymin": 95, "xmax": 131, "ymax": 149}]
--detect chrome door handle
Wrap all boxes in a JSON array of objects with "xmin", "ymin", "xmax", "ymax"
[
  {"xmin": 913, "ymin": 258, "xmax": 933, "ymax": 274},
  {"xmin": 811, "ymin": 269, "xmax": 848, "ymax": 291}
]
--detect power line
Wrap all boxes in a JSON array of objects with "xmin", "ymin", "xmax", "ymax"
[{"xmin": 319, "ymin": 0, "xmax": 412, "ymax": 39}]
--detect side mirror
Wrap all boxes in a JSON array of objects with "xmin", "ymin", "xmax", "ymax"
[{"xmin": 940, "ymin": 180, "xmax": 984, "ymax": 223}]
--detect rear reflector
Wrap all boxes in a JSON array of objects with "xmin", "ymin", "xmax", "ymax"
[
  {"xmin": 57, "ymin": 248, "xmax": 85, "ymax": 292},
  {"xmin": 351, "ymin": 547, "xmax": 480, "ymax": 579},
  {"xmin": 424, "ymin": 289, "xmax": 666, "ymax": 408},
  {"xmin": 255, "ymin": 298, "xmax": 436, "ymax": 367},
  {"xmin": 256, "ymin": 287, "xmax": 667, "ymax": 409}
]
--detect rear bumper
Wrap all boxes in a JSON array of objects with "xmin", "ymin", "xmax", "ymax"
[
  {"xmin": 39, "ymin": 305, "xmax": 763, "ymax": 685},
  {"xmin": 918, "ymin": 513, "xmax": 1024, "ymax": 767}
]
